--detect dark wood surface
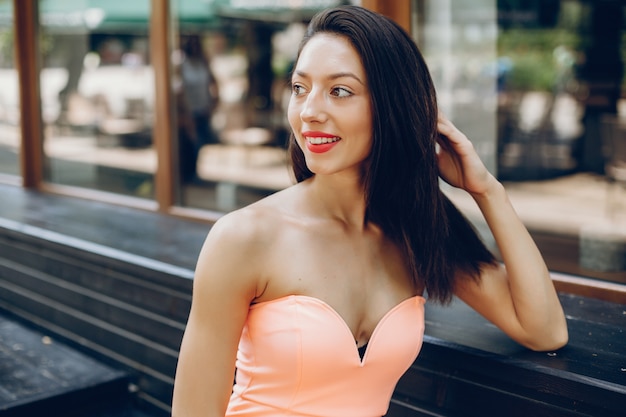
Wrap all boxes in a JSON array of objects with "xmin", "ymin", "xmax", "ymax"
[
  {"xmin": 425, "ymin": 294, "xmax": 625, "ymax": 387},
  {"xmin": 0, "ymin": 183, "xmax": 207, "ymax": 271},
  {"xmin": 0, "ymin": 313, "xmax": 136, "ymax": 417},
  {"xmin": 390, "ymin": 295, "xmax": 626, "ymax": 416}
]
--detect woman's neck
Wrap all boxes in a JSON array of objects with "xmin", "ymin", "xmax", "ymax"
[{"xmin": 305, "ymin": 174, "xmax": 368, "ymax": 230}]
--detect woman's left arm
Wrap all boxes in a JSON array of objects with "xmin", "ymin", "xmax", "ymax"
[{"xmin": 437, "ymin": 114, "xmax": 568, "ymax": 351}]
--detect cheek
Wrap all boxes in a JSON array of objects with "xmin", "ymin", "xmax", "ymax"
[
  {"xmin": 287, "ymin": 99, "xmax": 300, "ymax": 131},
  {"xmin": 355, "ymin": 105, "xmax": 373, "ymax": 143},
  {"xmin": 287, "ymin": 101, "xmax": 305, "ymax": 152}
]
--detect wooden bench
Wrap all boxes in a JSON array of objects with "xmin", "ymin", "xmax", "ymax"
[
  {"xmin": 0, "ymin": 183, "xmax": 623, "ymax": 416},
  {"xmin": 387, "ymin": 291, "xmax": 626, "ymax": 416}
]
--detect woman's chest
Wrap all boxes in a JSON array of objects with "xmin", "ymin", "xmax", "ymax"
[{"xmin": 258, "ymin": 230, "xmax": 417, "ymax": 344}]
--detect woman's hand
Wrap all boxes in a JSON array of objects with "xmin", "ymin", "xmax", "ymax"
[
  {"xmin": 438, "ymin": 115, "xmax": 568, "ymax": 352},
  {"xmin": 436, "ymin": 113, "xmax": 498, "ymax": 197}
]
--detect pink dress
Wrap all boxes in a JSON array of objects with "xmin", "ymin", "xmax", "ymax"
[{"xmin": 226, "ymin": 294, "xmax": 426, "ymax": 417}]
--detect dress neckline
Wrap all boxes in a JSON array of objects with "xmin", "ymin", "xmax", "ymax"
[{"xmin": 250, "ymin": 294, "xmax": 425, "ymax": 365}]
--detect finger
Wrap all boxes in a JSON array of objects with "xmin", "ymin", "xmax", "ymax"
[
  {"xmin": 436, "ymin": 132, "xmax": 451, "ymax": 149},
  {"xmin": 438, "ymin": 121, "xmax": 471, "ymax": 149},
  {"xmin": 436, "ymin": 117, "xmax": 459, "ymax": 140},
  {"xmin": 437, "ymin": 111, "xmax": 456, "ymax": 127}
]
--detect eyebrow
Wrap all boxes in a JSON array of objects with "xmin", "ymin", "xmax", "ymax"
[{"xmin": 294, "ymin": 70, "xmax": 365, "ymax": 86}]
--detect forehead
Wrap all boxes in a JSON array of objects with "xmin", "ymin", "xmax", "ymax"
[{"xmin": 295, "ymin": 33, "xmax": 366, "ymax": 78}]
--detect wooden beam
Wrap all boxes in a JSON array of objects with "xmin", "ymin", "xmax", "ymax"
[
  {"xmin": 150, "ymin": 0, "xmax": 176, "ymax": 211},
  {"xmin": 361, "ymin": 0, "xmax": 411, "ymax": 34},
  {"xmin": 13, "ymin": 0, "xmax": 43, "ymax": 188},
  {"xmin": 552, "ymin": 272, "xmax": 626, "ymax": 305}
]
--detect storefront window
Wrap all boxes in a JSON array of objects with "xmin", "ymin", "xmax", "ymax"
[
  {"xmin": 496, "ymin": 0, "xmax": 583, "ymax": 181},
  {"xmin": 39, "ymin": 0, "xmax": 155, "ymax": 198},
  {"xmin": 413, "ymin": 0, "xmax": 626, "ymax": 283},
  {"xmin": 496, "ymin": 0, "xmax": 625, "ymax": 282},
  {"xmin": 0, "ymin": 0, "xmax": 20, "ymax": 177},
  {"xmin": 172, "ymin": 0, "xmax": 341, "ymax": 211},
  {"xmin": 412, "ymin": 0, "xmax": 499, "ymax": 248}
]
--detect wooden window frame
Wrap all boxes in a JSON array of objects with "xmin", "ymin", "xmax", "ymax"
[
  {"xmin": 12, "ymin": 0, "xmax": 407, "ymax": 210},
  {"xmin": 13, "ymin": 0, "xmax": 43, "ymax": 187},
  {"xmin": 12, "ymin": 0, "xmax": 174, "ymax": 213},
  {"xmin": 361, "ymin": 0, "xmax": 411, "ymax": 33},
  {"xmin": 150, "ymin": 0, "xmax": 176, "ymax": 212}
]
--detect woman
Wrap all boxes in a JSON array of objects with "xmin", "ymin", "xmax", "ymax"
[
  {"xmin": 172, "ymin": 6, "xmax": 568, "ymax": 417},
  {"xmin": 180, "ymin": 35, "xmax": 220, "ymax": 147}
]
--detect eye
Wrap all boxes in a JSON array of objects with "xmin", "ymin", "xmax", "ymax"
[
  {"xmin": 292, "ymin": 83, "xmax": 306, "ymax": 96},
  {"xmin": 331, "ymin": 87, "xmax": 353, "ymax": 98}
]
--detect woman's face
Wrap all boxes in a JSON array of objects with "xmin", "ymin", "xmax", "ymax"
[{"xmin": 288, "ymin": 33, "xmax": 372, "ymax": 179}]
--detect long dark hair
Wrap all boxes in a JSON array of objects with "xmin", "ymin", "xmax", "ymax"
[{"xmin": 288, "ymin": 5, "xmax": 496, "ymax": 303}]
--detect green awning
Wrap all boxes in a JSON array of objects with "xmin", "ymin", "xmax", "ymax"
[
  {"xmin": 0, "ymin": 0, "xmax": 216, "ymax": 31},
  {"xmin": 210, "ymin": 0, "xmax": 344, "ymax": 22},
  {"xmin": 0, "ymin": 0, "xmax": 341, "ymax": 31}
]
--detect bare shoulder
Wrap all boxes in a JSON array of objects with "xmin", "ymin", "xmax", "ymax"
[
  {"xmin": 207, "ymin": 188, "xmax": 294, "ymax": 249},
  {"xmin": 195, "ymin": 187, "xmax": 299, "ymax": 299}
]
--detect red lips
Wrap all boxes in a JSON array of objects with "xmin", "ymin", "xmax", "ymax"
[{"xmin": 303, "ymin": 131, "xmax": 341, "ymax": 154}]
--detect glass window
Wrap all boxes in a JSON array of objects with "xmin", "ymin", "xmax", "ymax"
[
  {"xmin": 496, "ymin": 0, "xmax": 626, "ymax": 282},
  {"xmin": 413, "ymin": 0, "xmax": 626, "ymax": 284},
  {"xmin": 412, "ymin": 0, "xmax": 499, "ymax": 252},
  {"xmin": 39, "ymin": 0, "xmax": 156, "ymax": 199},
  {"xmin": 171, "ymin": 0, "xmax": 342, "ymax": 211},
  {"xmin": 0, "ymin": 0, "xmax": 20, "ymax": 177}
]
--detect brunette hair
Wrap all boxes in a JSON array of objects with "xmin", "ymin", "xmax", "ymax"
[{"xmin": 288, "ymin": 5, "xmax": 496, "ymax": 303}]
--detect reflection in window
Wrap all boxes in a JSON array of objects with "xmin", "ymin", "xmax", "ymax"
[
  {"xmin": 411, "ymin": 0, "xmax": 499, "ymax": 254},
  {"xmin": 171, "ymin": 2, "xmax": 345, "ymax": 211},
  {"xmin": 39, "ymin": 1, "xmax": 155, "ymax": 199},
  {"xmin": 496, "ymin": 0, "xmax": 626, "ymax": 279},
  {"xmin": 413, "ymin": 0, "xmax": 626, "ymax": 281},
  {"xmin": 496, "ymin": 0, "xmax": 583, "ymax": 181},
  {"xmin": 0, "ymin": 0, "xmax": 20, "ymax": 177}
]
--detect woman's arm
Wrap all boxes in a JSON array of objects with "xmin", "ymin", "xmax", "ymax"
[
  {"xmin": 437, "ymin": 114, "xmax": 568, "ymax": 351},
  {"xmin": 172, "ymin": 211, "xmax": 262, "ymax": 416}
]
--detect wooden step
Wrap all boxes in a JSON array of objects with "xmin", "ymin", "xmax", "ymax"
[{"xmin": 0, "ymin": 313, "xmax": 132, "ymax": 417}]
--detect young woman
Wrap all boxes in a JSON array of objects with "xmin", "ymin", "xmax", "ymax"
[{"xmin": 172, "ymin": 6, "xmax": 568, "ymax": 417}]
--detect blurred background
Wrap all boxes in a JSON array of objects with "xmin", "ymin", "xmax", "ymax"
[{"xmin": 0, "ymin": 0, "xmax": 624, "ymax": 280}]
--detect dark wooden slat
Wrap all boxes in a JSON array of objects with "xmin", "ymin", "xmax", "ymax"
[
  {"xmin": 0, "ymin": 314, "xmax": 130, "ymax": 417},
  {"xmin": 0, "ymin": 238, "xmax": 191, "ymax": 322},
  {"xmin": 386, "ymin": 294, "xmax": 626, "ymax": 416},
  {"xmin": 0, "ymin": 282, "xmax": 178, "ymax": 411},
  {"xmin": 0, "ymin": 260, "xmax": 185, "ymax": 350}
]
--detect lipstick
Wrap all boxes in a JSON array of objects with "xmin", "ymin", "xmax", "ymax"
[{"xmin": 303, "ymin": 131, "xmax": 341, "ymax": 154}]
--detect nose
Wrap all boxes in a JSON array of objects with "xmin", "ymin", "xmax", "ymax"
[{"xmin": 299, "ymin": 88, "xmax": 327, "ymax": 123}]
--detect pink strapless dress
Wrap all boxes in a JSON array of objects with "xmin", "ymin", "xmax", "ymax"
[{"xmin": 226, "ymin": 294, "xmax": 426, "ymax": 417}]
